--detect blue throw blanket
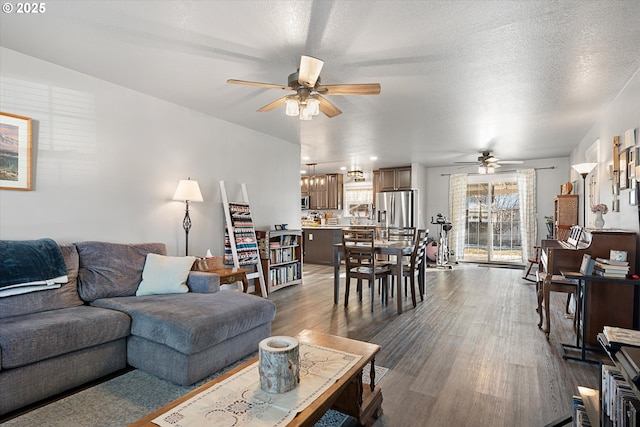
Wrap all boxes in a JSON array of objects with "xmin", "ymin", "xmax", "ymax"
[{"xmin": 0, "ymin": 238, "xmax": 68, "ymax": 289}]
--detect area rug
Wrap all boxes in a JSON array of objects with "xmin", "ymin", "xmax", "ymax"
[{"xmin": 2, "ymin": 359, "xmax": 388, "ymax": 427}]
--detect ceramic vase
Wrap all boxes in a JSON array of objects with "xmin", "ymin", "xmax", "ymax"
[{"xmin": 594, "ymin": 211, "xmax": 605, "ymax": 229}]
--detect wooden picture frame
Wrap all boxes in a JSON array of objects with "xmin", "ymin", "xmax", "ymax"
[
  {"xmin": 619, "ymin": 150, "xmax": 628, "ymax": 190},
  {"xmin": 0, "ymin": 112, "xmax": 33, "ymax": 191}
]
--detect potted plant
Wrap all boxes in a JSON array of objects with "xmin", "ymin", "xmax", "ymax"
[{"xmin": 545, "ymin": 216, "xmax": 554, "ymax": 238}]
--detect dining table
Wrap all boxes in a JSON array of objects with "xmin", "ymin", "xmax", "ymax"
[{"xmin": 332, "ymin": 240, "xmax": 416, "ymax": 314}]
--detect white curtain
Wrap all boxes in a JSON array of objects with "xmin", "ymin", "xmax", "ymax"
[
  {"xmin": 449, "ymin": 174, "xmax": 468, "ymax": 261},
  {"xmin": 517, "ymin": 169, "xmax": 537, "ymax": 263}
]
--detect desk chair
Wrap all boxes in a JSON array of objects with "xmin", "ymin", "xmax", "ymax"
[
  {"xmin": 342, "ymin": 229, "xmax": 392, "ymax": 311},
  {"xmin": 537, "ymin": 247, "xmax": 579, "ymax": 339}
]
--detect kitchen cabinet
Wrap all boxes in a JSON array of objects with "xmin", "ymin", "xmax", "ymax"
[
  {"xmin": 310, "ymin": 174, "xmax": 326, "ymax": 209},
  {"xmin": 306, "ymin": 174, "xmax": 343, "ymax": 209},
  {"xmin": 301, "ymin": 176, "xmax": 310, "ymax": 195},
  {"xmin": 379, "ymin": 166, "xmax": 412, "ymax": 191},
  {"xmin": 326, "ymin": 173, "xmax": 344, "ymax": 209},
  {"xmin": 372, "ymin": 170, "xmax": 381, "ymax": 209}
]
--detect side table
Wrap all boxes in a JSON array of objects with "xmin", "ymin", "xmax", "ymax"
[{"xmin": 207, "ymin": 267, "xmax": 250, "ymax": 292}]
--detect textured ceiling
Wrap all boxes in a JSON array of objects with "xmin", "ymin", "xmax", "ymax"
[{"xmin": 1, "ymin": 1, "xmax": 639, "ymax": 174}]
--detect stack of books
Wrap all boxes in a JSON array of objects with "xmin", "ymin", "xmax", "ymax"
[
  {"xmin": 601, "ymin": 326, "xmax": 640, "ymax": 350},
  {"xmin": 594, "ymin": 257, "xmax": 630, "ymax": 278}
]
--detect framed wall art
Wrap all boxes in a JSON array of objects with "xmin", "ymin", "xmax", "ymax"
[
  {"xmin": 0, "ymin": 112, "xmax": 33, "ymax": 191},
  {"xmin": 619, "ymin": 150, "xmax": 628, "ymax": 190}
]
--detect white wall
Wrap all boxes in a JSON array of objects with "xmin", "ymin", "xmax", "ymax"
[
  {"xmin": 0, "ymin": 48, "xmax": 301, "ymax": 256},
  {"xmin": 570, "ymin": 68, "xmax": 640, "ymax": 233}
]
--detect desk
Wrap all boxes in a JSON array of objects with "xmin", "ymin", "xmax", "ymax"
[
  {"xmin": 561, "ymin": 271, "xmax": 640, "ymax": 363},
  {"xmin": 333, "ymin": 241, "xmax": 415, "ymax": 314}
]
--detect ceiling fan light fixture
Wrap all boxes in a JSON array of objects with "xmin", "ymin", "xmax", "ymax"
[
  {"xmin": 478, "ymin": 165, "xmax": 487, "ymax": 174},
  {"xmin": 299, "ymin": 106, "xmax": 312, "ymax": 120},
  {"xmin": 306, "ymin": 97, "xmax": 320, "ymax": 116},
  {"xmin": 285, "ymin": 98, "xmax": 299, "ymax": 116}
]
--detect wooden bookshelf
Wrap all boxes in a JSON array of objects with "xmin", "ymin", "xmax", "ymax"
[{"xmin": 256, "ymin": 229, "xmax": 303, "ymax": 295}]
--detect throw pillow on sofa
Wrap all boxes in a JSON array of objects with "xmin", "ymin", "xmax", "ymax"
[{"xmin": 136, "ymin": 253, "xmax": 196, "ymax": 296}]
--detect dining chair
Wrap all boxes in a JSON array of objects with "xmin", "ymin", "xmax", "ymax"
[
  {"xmin": 389, "ymin": 229, "xmax": 428, "ymax": 308},
  {"xmin": 341, "ymin": 229, "xmax": 392, "ymax": 311},
  {"xmin": 387, "ymin": 227, "xmax": 417, "ymax": 242},
  {"xmin": 380, "ymin": 226, "xmax": 416, "ymax": 266},
  {"xmin": 536, "ymin": 247, "xmax": 579, "ymax": 339}
]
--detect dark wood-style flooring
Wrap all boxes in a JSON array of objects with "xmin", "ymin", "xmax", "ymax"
[{"xmin": 269, "ymin": 263, "xmax": 600, "ymax": 427}]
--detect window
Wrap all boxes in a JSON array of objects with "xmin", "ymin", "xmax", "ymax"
[
  {"xmin": 464, "ymin": 175, "xmax": 522, "ymax": 262},
  {"xmin": 343, "ymin": 184, "xmax": 373, "ymax": 218}
]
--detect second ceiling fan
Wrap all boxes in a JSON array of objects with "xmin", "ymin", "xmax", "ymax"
[
  {"xmin": 455, "ymin": 151, "xmax": 524, "ymax": 173},
  {"xmin": 227, "ymin": 55, "xmax": 381, "ymax": 119}
]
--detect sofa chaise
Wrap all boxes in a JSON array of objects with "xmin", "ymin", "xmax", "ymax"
[{"xmin": 0, "ymin": 239, "xmax": 277, "ymax": 416}]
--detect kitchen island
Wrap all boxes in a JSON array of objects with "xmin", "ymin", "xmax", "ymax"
[
  {"xmin": 303, "ymin": 226, "xmax": 343, "ymax": 265},
  {"xmin": 302, "ymin": 224, "xmax": 378, "ymax": 265}
]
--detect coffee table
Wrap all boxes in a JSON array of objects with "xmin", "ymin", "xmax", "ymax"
[{"xmin": 129, "ymin": 330, "xmax": 383, "ymax": 427}]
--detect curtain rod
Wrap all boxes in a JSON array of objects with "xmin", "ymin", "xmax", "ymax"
[{"xmin": 440, "ymin": 166, "xmax": 555, "ymax": 176}]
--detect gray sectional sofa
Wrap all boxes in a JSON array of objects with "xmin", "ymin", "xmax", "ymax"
[{"xmin": 0, "ymin": 240, "xmax": 277, "ymax": 416}]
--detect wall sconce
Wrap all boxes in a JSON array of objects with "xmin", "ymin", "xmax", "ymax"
[{"xmin": 173, "ymin": 178, "xmax": 203, "ymax": 256}]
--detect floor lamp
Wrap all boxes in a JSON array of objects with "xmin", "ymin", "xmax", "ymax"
[
  {"xmin": 173, "ymin": 178, "xmax": 203, "ymax": 256},
  {"xmin": 571, "ymin": 163, "xmax": 597, "ymax": 227}
]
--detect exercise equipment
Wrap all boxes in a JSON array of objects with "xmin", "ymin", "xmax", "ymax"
[{"xmin": 429, "ymin": 213, "xmax": 453, "ymax": 268}]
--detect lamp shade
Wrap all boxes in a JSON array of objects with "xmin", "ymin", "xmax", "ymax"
[
  {"xmin": 173, "ymin": 179, "xmax": 203, "ymax": 202},
  {"xmin": 285, "ymin": 98, "xmax": 299, "ymax": 116},
  {"xmin": 571, "ymin": 163, "xmax": 597, "ymax": 176}
]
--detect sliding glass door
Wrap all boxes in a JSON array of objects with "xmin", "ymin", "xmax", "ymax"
[{"xmin": 464, "ymin": 176, "xmax": 522, "ymax": 263}]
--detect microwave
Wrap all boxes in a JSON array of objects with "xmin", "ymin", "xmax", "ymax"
[{"xmin": 301, "ymin": 195, "xmax": 310, "ymax": 209}]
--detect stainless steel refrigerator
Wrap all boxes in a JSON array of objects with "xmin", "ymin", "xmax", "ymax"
[{"xmin": 376, "ymin": 190, "xmax": 416, "ymax": 228}]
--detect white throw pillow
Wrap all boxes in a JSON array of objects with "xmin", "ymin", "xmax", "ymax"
[{"xmin": 136, "ymin": 253, "xmax": 196, "ymax": 296}]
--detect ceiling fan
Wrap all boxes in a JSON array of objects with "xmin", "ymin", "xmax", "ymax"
[
  {"xmin": 227, "ymin": 55, "xmax": 381, "ymax": 119},
  {"xmin": 455, "ymin": 151, "xmax": 524, "ymax": 173}
]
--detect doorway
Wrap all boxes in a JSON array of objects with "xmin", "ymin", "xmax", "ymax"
[{"xmin": 464, "ymin": 176, "xmax": 522, "ymax": 263}]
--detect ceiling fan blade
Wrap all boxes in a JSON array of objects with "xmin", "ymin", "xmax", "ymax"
[
  {"xmin": 298, "ymin": 55, "xmax": 324, "ymax": 88},
  {"xmin": 257, "ymin": 96, "xmax": 288, "ymax": 112},
  {"xmin": 316, "ymin": 95, "xmax": 342, "ymax": 118},
  {"xmin": 227, "ymin": 79, "xmax": 292, "ymax": 91},
  {"xmin": 316, "ymin": 83, "xmax": 381, "ymax": 95}
]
